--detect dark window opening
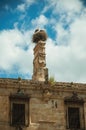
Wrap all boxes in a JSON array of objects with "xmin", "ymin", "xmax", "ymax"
[
  {"xmin": 68, "ymin": 107, "xmax": 80, "ymax": 129},
  {"xmin": 12, "ymin": 103, "xmax": 25, "ymax": 126}
]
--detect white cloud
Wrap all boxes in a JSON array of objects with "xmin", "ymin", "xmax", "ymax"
[
  {"xmin": 42, "ymin": 0, "xmax": 83, "ymax": 27},
  {"xmin": 70, "ymin": 16, "xmax": 86, "ymax": 59},
  {"xmin": 17, "ymin": 3, "xmax": 26, "ymax": 12},
  {"xmin": 17, "ymin": 0, "xmax": 36, "ymax": 12},
  {"xmin": 0, "ymin": 28, "xmax": 34, "ymax": 77},
  {"xmin": 31, "ymin": 15, "xmax": 48, "ymax": 28},
  {"xmin": 56, "ymin": 0, "xmax": 82, "ymax": 13},
  {"xmin": 46, "ymin": 11, "xmax": 86, "ymax": 83},
  {"xmin": 43, "ymin": 0, "xmax": 82, "ymax": 14},
  {"xmin": 55, "ymin": 23, "xmax": 70, "ymax": 45},
  {"xmin": 25, "ymin": 0, "xmax": 35, "ymax": 5},
  {"xmin": 4, "ymin": 5, "xmax": 9, "ymax": 10}
]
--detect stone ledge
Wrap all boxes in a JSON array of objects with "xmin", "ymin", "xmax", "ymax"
[{"xmin": 38, "ymin": 120, "xmax": 56, "ymax": 124}]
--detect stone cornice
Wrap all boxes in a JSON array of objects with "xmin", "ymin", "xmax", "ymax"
[{"xmin": 0, "ymin": 78, "xmax": 86, "ymax": 93}]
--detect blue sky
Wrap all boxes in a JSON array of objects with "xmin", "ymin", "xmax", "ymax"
[{"xmin": 0, "ymin": 0, "xmax": 86, "ymax": 83}]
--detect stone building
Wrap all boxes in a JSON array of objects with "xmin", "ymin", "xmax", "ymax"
[{"xmin": 0, "ymin": 29, "xmax": 86, "ymax": 130}]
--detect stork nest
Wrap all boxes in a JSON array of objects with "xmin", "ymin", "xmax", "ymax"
[{"xmin": 32, "ymin": 29, "xmax": 47, "ymax": 43}]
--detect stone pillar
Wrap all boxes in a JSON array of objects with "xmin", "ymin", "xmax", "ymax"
[
  {"xmin": 32, "ymin": 41, "xmax": 48, "ymax": 81},
  {"xmin": 32, "ymin": 29, "xmax": 48, "ymax": 82}
]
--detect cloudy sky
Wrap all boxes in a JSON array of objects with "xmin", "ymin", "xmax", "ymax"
[{"xmin": 0, "ymin": 0, "xmax": 86, "ymax": 83}]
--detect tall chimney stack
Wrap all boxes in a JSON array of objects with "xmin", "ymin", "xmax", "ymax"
[{"xmin": 32, "ymin": 29, "xmax": 48, "ymax": 82}]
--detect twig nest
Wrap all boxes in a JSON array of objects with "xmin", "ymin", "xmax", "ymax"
[{"xmin": 32, "ymin": 29, "xmax": 47, "ymax": 43}]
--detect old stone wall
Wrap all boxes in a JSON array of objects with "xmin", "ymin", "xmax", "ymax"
[{"xmin": 0, "ymin": 79, "xmax": 86, "ymax": 130}]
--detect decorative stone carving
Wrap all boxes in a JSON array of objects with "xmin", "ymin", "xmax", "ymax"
[
  {"xmin": 9, "ymin": 89, "xmax": 30, "ymax": 100},
  {"xmin": 64, "ymin": 92, "xmax": 84, "ymax": 104}
]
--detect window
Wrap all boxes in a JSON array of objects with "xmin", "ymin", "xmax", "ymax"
[
  {"xmin": 64, "ymin": 92, "xmax": 85, "ymax": 130},
  {"xmin": 12, "ymin": 103, "xmax": 25, "ymax": 126},
  {"xmin": 68, "ymin": 107, "xmax": 80, "ymax": 129},
  {"xmin": 9, "ymin": 92, "xmax": 29, "ymax": 127}
]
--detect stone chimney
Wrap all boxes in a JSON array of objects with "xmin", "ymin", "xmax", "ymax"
[{"xmin": 32, "ymin": 29, "xmax": 48, "ymax": 82}]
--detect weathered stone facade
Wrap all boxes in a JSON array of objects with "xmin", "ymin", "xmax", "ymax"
[
  {"xmin": 0, "ymin": 29, "xmax": 86, "ymax": 130},
  {"xmin": 0, "ymin": 79, "xmax": 86, "ymax": 130}
]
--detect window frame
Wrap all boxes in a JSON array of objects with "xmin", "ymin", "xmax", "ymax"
[
  {"xmin": 65, "ymin": 103, "xmax": 84, "ymax": 130},
  {"xmin": 9, "ymin": 93, "xmax": 29, "ymax": 127}
]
